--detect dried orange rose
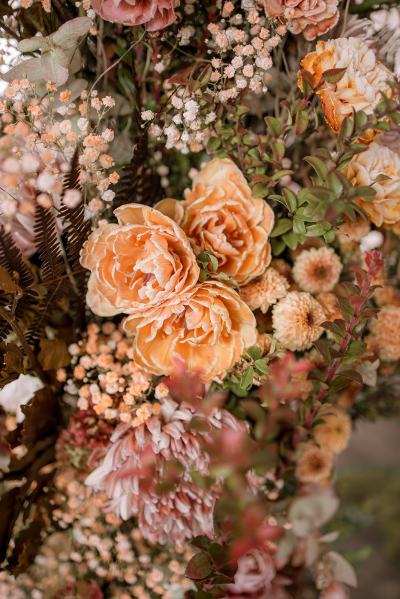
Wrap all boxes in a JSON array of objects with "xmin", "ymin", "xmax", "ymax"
[
  {"xmin": 298, "ymin": 38, "xmax": 393, "ymax": 132},
  {"xmin": 345, "ymin": 142, "xmax": 400, "ymax": 232},
  {"xmin": 124, "ymin": 281, "xmax": 257, "ymax": 382},
  {"xmin": 157, "ymin": 159, "xmax": 275, "ymax": 286},
  {"xmin": 80, "ymin": 204, "xmax": 199, "ymax": 317}
]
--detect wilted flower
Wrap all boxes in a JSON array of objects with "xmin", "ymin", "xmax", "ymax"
[
  {"xmin": 345, "ymin": 142, "xmax": 400, "ymax": 233},
  {"xmin": 124, "ymin": 281, "xmax": 257, "ymax": 382},
  {"xmin": 92, "ymin": 0, "xmax": 176, "ymax": 31},
  {"xmin": 224, "ymin": 549, "xmax": 276, "ymax": 596},
  {"xmin": 299, "ymin": 38, "xmax": 394, "ymax": 131},
  {"xmin": 80, "ymin": 203, "xmax": 199, "ymax": 317},
  {"xmin": 0, "ymin": 374, "xmax": 44, "ymax": 423},
  {"xmin": 265, "ymin": 0, "xmax": 339, "ymax": 41},
  {"xmin": 85, "ymin": 397, "xmax": 247, "ymax": 544},
  {"xmin": 295, "ymin": 444, "xmax": 333, "ymax": 483},
  {"xmin": 239, "ymin": 267, "xmax": 289, "ymax": 313},
  {"xmin": 293, "ymin": 247, "xmax": 342, "ymax": 294},
  {"xmin": 272, "ymin": 291, "xmax": 326, "ymax": 351}
]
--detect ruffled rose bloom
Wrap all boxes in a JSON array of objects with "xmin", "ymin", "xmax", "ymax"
[
  {"xmin": 91, "ymin": 0, "xmax": 176, "ymax": 31},
  {"xmin": 85, "ymin": 397, "xmax": 247, "ymax": 544},
  {"xmin": 80, "ymin": 203, "xmax": 199, "ymax": 317},
  {"xmin": 124, "ymin": 281, "xmax": 257, "ymax": 382},
  {"xmin": 157, "ymin": 159, "xmax": 275, "ymax": 285},
  {"xmin": 345, "ymin": 142, "xmax": 400, "ymax": 232},
  {"xmin": 299, "ymin": 38, "xmax": 394, "ymax": 131},
  {"xmin": 264, "ymin": 0, "xmax": 339, "ymax": 41},
  {"xmin": 0, "ymin": 122, "xmax": 63, "ymax": 256}
]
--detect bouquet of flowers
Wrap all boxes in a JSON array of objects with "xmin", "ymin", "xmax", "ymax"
[{"xmin": 0, "ymin": 1, "xmax": 399, "ymax": 597}]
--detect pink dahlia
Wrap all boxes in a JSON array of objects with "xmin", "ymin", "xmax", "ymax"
[
  {"xmin": 91, "ymin": 0, "xmax": 176, "ymax": 32},
  {"xmin": 263, "ymin": 0, "xmax": 339, "ymax": 41},
  {"xmin": 85, "ymin": 397, "xmax": 247, "ymax": 544}
]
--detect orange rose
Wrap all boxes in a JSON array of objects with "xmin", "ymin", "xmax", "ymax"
[
  {"xmin": 299, "ymin": 38, "xmax": 393, "ymax": 132},
  {"xmin": 124, "ymin": 281, "xmax": 257, "ymax": 381},
  {"xmin": 157, "ymin": 159, "xmax": 274, "ymax": 285},
  {"xmin": 80, "ymin": 204, "xmax": 199, "ymax": 317}
]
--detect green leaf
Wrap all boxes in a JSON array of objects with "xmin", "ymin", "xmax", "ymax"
[
  {"xmin": 283, "ymin": 231, "xmax": 302, "ymax": 250},
  {"xmin": 265, "ymin": 116, "xmax": 282, "ymax": 137},
  {"xmin": 304, "ymin": 156, "xmax": 328, "ymax": 181},
  {"xmin": 295, "ymin": 109, "xmax": 309, "ymax": 135},
  {"xmin": 252, "ymin": 182, "xmax": 270, "ymax": 198},
  {"xmin": 282, "ymin": 188, "xmax": 297, "ymax": 212},
  {"xmin": 323, "ymin": 67, "xmax": 347, "ymax": 84},
  {"xmin": 270, "ymin": 218, "xmax": 293, "ymax": 238},
  {"xmin": 254, "ymin": 359, "xmax": 268, "ymax": 375},
  {"xmin": 241, "ymin": 365, "xmax": 254, "ymax": 390},
  {"xmin": 246, "ymin": 345, "xmax": 262, "ymax": 361}
]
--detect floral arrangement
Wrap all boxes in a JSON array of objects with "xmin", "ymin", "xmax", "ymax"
[{"xmin": 0, "ymin": 0, "xmax": 399, "ymax": 597}]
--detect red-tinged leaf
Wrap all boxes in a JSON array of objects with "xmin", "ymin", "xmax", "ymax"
[{"xmin": 185, "ymin": 552, "xmax": 214, "ymax": 580}]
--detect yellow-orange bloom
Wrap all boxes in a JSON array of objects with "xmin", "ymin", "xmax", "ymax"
[
  {"xmin": 345, "ymin": 142, "xmax": 400, "ymax": 232},
  {"xmin": 299, "ymin": 38, "xmax": 393, "ymax": 132},
  {"xmin": 158, "ymin": 159, "xmax": 275, "ymax": 285},
  {"xmin": 370, "ymin": 305, "xmax": 400, "ymax": 361},
  {"xmin": 295, "ymin": 443, "xmax": 333, "ymax": 483},
  {"xmin": 80, "ymin": 204, "xmax": 199, "ymax": 317},
  {"xmin": 124, "ymin": 281, "xmax": 257, "ymax": 382},
  {"xmin": 313, "ymin": 406, "xmax": 352, "ymax": 454}
]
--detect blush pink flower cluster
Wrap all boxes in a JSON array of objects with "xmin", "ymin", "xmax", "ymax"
[
  {"xmin": 92, "ymin": 0, "xmax": 176, "ymax": 31},
  {"xmin": 85, "ymin": 397, "xmax": 247, "ymax": 544}
]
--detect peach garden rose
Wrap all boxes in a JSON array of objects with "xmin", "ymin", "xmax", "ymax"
[
  {"xmin": 91, "ymin": 0, "xmax": 176, "ymax": 31},
  {"xmin": 157, "ymin": 158, "xmax": 275, "ymax": 286},
  {"xmin": 80, "ymin": 203, "xmax": 199, "ymax": 317},
  {"xmin": 299, "ymin": 38, "xmax": 394, "ymax": 132},
  {"xmin": 264, "ymin": 0, "xmax": 339, "ymax": 41},
  {"xmin": 124, "ymin": 280, "xmax": 257, "ymax": 382}
]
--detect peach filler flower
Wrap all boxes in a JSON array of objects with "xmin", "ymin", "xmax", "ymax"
[
  {"xmin": 80, "ymin": 203, "xmax": 199, "ymax": 317},
  {"xmin": 159, "ymin": 158, "xmax": 275, "ymax": 286},
  {"xmin": 85, "ymin": 397, "xmax": 247, "ymax": 544},
  {"xmin": 239, "ymin": 267, "xmax": 290, "ymax": 313},
  {"xmin": 295, "ymin": 443, "xmax": 333, "ymax": 483},
  {"xmin": 313, "ymin": 406, "xmax": 352, "ymax": 454},
  {"xmin": 0, "ymin": 121, "xmax": 64, "ymax": 256},
  {"xmin": 345, "ymin": 142, "xmax": 400, "ymax": 234},
  {"xmin": 124, "ymin": 280, "xmax": 257, "ymax": 382},
  {"xmin": 369, "ymin": 305, "xmax": 400, "ymax": 361},
  {"xmin": 265, "ymin": 0, "xmax": 339, "ymax": 41},
  {"xmin": 299, "ymin": 38, "xmax": 394, "ymax": 131},
  {"xmin": 293, "ymin": 247, "xmax": 342, "ymax": 294},
  {"xmin": 272, "ymin": 291, "xmax": 326, "ymax": 351},
  {"xmin": 91, "ymin": 0, "xmax": 176, "ymax": 32}
]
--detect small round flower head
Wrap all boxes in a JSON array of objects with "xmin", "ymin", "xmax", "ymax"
[
  {"xmin": 293, "ymin": 247, "xmax": 342, "ymax": 294},
  {"xmin": 370, "ymin": 305, "xmax": 400, "ymax": 361},
  {"xmin": 313, "ymin": 406, "xmax": 352, "ymax": 454},
  {"xmin": 239, "ymin": 267, "xmax": 289, "ymax": 313},
  {"xmin": 295, "ymin": 444, "xmax": 333, "ymax": 483},
  {"xmin": 272, "ymin": 292, "xmax": 326, "ymax": 351}
]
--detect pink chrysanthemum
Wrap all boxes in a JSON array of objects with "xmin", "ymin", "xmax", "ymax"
[{"xmin": 86, "ymin": 398, "xmax": 247, "ymax": 544}]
